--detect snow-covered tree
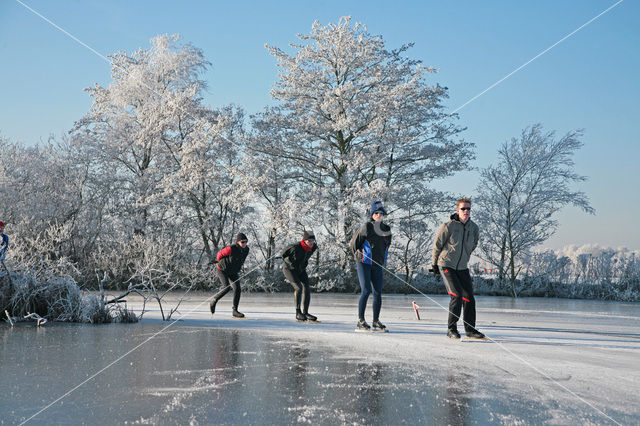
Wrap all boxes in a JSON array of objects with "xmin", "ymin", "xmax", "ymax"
[
  {"xmin": 474, "ymin": 124, "xmax": 595, "ymax": 291},
  {"xmin": 390, "ymin": 186, "xmax": 453, "ymax": 289},
  {"xmin": 0, "ymin": 137, "xmax": 81, "ymax": 231},
  {"xmin": 157, "ymin": 104, "xmax": 254, "ymax": 264},
  {"xmin": 257, "ymin": 17, "xmax": 472, "ymax": 274},
  {"xmin": 72, "ymin": 34, "xmax": 211, "ymax": 238},
  {"xmin": 249, "ymin": 109, "xmax": 323, "ymax": 270},
  {"xmin": 69, "ymin": 34, "xmax": 260, "ymax": 283},
  {"xmin": 0, "ymin": 136, "xmax": 92, "ymax": 267}
]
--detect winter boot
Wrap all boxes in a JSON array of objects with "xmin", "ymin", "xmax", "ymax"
[
  {"xmin": 372, "ymin": 320, "xmax": 387, "ymax": 332},
  {"xmin": 209, "ymin": 299, "xmax": 218, "ymax": 315},
  {"xmin": 466, "ymin": 329, "xmax": 486, "ymax": 339},
  {"xmin": 232, "ymin": 309, "xmax": 245, "ymax": 318},
  {"xmin": 356, "ymin": 319, "xmax": 371, "ymax": 331},
  {"xmin": 296, "ymin": 310, "xmax": 306, "ymax": 321},
  {"xmin": 304, "ymin": 313, "xmax": 317, "ymax": 322},
  {"xmin": 447, "ymin": 328, "xmax": 461, "ymax": 339}
]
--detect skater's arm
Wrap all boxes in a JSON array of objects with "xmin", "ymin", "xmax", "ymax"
[
  {"xmin": 432, "ymin": 223, "xmax": 449, "ymax": 266},
  {"xmin": 349, "ymin": 224, "xmax": 369, "ymax": 262},
  {"xmin": 281, "ymin": 245, "xmax": 296, "ymax": 269},
  {"xmin": 382, "ymin": 223, "xmax": 392, "ymax": 248},
  {"xmin": 216, "ymin": 246, "xmax": 232, "ymax": 262},
  {"xmin": 0, "ymin": 235, "xmax": 8, "ymax": 260},
  {"xmin": 351, "ymin": 224, "xmax": 368, "ymax": 251},
  {"xmin": 471, "ymin": 224, "xmax": 479, "ymax": 253}
]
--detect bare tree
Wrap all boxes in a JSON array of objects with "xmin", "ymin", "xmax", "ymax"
[{"xmin": 475, "ymin": 124, "xmax": 595, "ymax": 295}]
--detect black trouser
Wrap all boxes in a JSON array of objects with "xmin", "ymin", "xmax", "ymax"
[
  {"xmin": 214, "ymin": 268, "xmax": 241, "ymax": 309},
  {"xmin": 441, "ymin": 268, "xmax": 476, "ymax": 332},
  {"xmin": 282, "ymin": 266, "xmax": 311, "ymax": 313}
]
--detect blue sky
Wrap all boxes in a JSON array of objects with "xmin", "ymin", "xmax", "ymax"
[{"xmin": 1, "ymin": 0, "xmax": 638, "ymax": 250}]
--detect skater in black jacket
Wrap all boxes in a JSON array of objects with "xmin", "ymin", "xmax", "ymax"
[
  {"xmin": 282, "ymin": 230, "xmax": 318, "ymax": 322},
  {"xmin": 210, "ymin": 233, "xmax": 250, "ymax": 318}
]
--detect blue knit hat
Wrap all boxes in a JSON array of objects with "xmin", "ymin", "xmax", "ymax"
[{"xmin": 370, "ymin": 200, "xmax": 387, "ymax": 216}]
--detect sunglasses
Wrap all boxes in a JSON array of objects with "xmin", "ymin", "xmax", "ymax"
[
  {"xmin": 459, "ymin": 207, "xmax": 471, "ymax": 211},
  {"xmin": 239, "ymin": 240, "xmax": 248, "ymax": 244}
]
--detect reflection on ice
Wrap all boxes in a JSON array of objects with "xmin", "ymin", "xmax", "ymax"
[
  {"xmin": 1, "ymin": 294, "xmax": 638, "ymax": 424},
  {"xmin": 446, "ymin": 372, "xmax": 473, "ymax": 425}
]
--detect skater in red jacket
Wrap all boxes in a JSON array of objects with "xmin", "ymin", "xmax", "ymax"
[{"xmin": 210, "ymin": 233, "xmax": 250, "ymax": 318}]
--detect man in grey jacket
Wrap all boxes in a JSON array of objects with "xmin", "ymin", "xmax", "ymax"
[{"xmin": 432, "ymin": 198, "xmax": 485, "ymax": 339}]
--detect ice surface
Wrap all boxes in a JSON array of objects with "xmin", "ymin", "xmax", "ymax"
[{"xmin": 1, "ymin": 293, "xmax": 638, "ymax": 424}]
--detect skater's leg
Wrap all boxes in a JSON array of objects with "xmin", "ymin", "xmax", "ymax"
[
  {"xmin": 356, "ymin": 262, "xmax": 372, "ymax": 320},
  {"xmin": 370, "ymin": 265, "xmax": 383, "ymax": 321},
  {"xmin": 229, "ymin": 274, "xmax": 241, "ymax": 310},
  {"xmin": 283, "ymin": 267, "xmax": 303, "ymax": 311},
  {"xmin": 299, "ymin": 270, "xmax": 311, "ymax": 314},
  {"xmin": 442, "ymin": 268, "xmax": 464, "ymax": 331},
  {"xmin": 214, "ymin": 268, "xmax": 232, "ymax": 300},
  {"xmin": 459, "ymin": 269, "xmax": 476, "ymax": 333}
]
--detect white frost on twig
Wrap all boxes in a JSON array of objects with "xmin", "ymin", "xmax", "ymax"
[{"xmin": 24, "ymin": 312, "xmax": 47, "ymax": 326}]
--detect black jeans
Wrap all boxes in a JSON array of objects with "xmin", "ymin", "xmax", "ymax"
[
  {"xmin": 441, "ymin": 268, "xmax": 476, "ymax": 332},
  {"xmin": 214, "ymin": 268, "xmax": 241, "ymax": 309},
  {"xmin": 282, "ymin": 267, "xmax": 311, "ymax": 313}
]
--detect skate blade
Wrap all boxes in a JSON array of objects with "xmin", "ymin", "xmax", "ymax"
[
  {"xmin": 232, "ymin": 316, "xmax": 247, "ymax": 319},
  {"xmin": 354, "ymin": 328, "xmax": 371, "ymax": 333},
  {"xmin": 297, "ymin": 319, "xmax": 321, "ymax": 323},
  {"xmin": 463, "ymin": 337, "xmax": 489, "ymax": 341},
  {"xmin": 372, "ymin": 328, "xmax": 389, "ymax": 333}
]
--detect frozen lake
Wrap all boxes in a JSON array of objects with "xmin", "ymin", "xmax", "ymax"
[{"xmin": 1, "ymin": 293, "xmax": 639, "ymax": 424}]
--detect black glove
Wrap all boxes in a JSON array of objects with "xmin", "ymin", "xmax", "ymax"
[{"xmin": 430, "ymin": 265, "xmax": 440, "ymax": 276}]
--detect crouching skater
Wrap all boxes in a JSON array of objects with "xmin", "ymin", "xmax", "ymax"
[
  {"xmin": 282, "ymin": 230, "xmax": 319, "ymax": 322},
  {"xmin": 210, "ymin": 233, "xmax": 250, "ymax": 318}
]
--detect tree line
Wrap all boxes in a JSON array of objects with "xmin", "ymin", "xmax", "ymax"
[{"xmin": 1, "ymin": 18, "xmax": 605, "ymax": 298}]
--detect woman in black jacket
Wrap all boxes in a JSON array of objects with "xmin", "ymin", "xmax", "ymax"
[
  {"xmin": 349, "ymin": 201, "xmax": 392, "ymax": 331},
  {"xmin": 282, "ymin": 230, "xmax": 318, "ymax": 321},
  {"xmin": 210, "ymin": 233, "xmax": 250, "ymax": 318}
]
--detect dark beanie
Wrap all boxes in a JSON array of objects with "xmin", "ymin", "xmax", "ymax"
[
  {"xmin": 303, "ymin": 230, "xmax": 315, "ymax": 240},
  {"xmin": 236, "ymin": 232, "xmax": 248, "ymax": 242},
  {"xmin": 370, "ymin": 200, "xmax": 387, "ymax": 217}
]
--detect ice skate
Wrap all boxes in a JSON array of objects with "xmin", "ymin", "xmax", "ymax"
[
  {"xmin": 355, "ymin": 319, "xmax": 371, "ymax": 332},
  {"xmin": 209, "ymin": 299, "xmax": 217, "ymax": 315},
  {"xmin": 232, "ymin": 309, "xmax": 245, "ymax": 318},
  {"xmin": 372, "ymin": 320, "xmax": 388, "ymax": 332},
  {"xmin": 304, "ymin": 313, "xmax": 320, "ymax": 323},
  {"xmin": 465, "ymin": 329, "xmax": 488, "ymax": 340},
  {"xmin": 296, "ymin": 310, "xmax": 306, "ymax": 321},
  {"xmin": 447, "ymin": 328, "xmax": 461, "ymax": 339}
]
